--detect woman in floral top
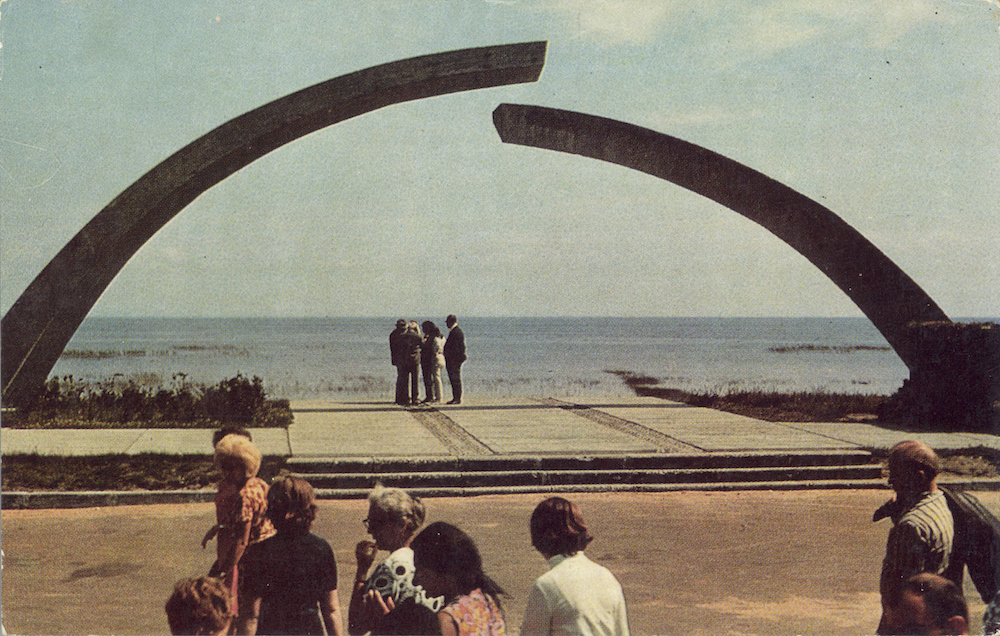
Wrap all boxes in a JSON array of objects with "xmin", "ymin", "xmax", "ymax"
[
  {"xmin": 410, "ymin": 521, "xmax": 507, "ymax": 636},
  {"xmin": 202, "ymin": 433, "xmax": 275, "ymax": 625}
]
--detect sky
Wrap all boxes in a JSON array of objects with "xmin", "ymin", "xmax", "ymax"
[{"xmin": 1, "ymin": 0, "xmax": 998, "ymax": 319}]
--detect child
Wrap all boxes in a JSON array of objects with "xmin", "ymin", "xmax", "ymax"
[
  {"xmin": 201, "ymin": 427, "xmax": 253, "ymax": 551},
  {"xmin": 165, "ymin": 576, "xmax": 233, "ymax": 636},
  {"xmin": 202, "ymin": 434, "xmax": 275, "ymax": 627}
]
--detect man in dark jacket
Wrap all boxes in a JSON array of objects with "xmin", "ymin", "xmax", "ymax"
[
  {"xmin": 389, "ymin": 319, "xmax": 408, "ymax": 405},
  {"xmin": 443, "ymin": 314, "xmax": 466, "ymax": 405}
]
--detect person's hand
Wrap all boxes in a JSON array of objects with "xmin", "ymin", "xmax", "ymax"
[
  {"xmin": 368, "ymin": 589, "xmax": 395, "ymax": 616},
  {"xmin": 355, "ymin": 540, "xmax": 378, "ymax": 572},
  {"xmin": 202, "ymin": 525, "xmax": 219, "ymax": 549}
]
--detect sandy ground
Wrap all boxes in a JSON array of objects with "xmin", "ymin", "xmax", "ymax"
[{"xmin": 1, "ymin": 489, "xmax": 995, "ymax": 636}]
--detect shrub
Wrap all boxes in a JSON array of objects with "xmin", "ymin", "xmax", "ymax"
[{"xmin": 10, "ymin": 374, "xmax": 289, "ymax": 428}]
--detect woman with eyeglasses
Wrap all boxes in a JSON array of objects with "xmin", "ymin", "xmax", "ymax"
[{"xmin": 348, "ymin": 484, "xmax": 441, "ymax": 635}]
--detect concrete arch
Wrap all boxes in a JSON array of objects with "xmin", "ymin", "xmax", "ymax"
[
  {"xmin": 492, "ymin": 103, "xmax": 949, "ymax": 369},
  {"xmin": 0, "ymin": 42, "xmax": 547, "ymax": 408}
]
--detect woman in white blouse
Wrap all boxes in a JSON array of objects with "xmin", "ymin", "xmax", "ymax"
[{"xmin": 520, "ymin": 497, "xmax": 630, "ymax": 636}]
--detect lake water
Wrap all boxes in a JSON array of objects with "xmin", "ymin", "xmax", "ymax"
[{"xmin": 50, "ymin": 317, "xmax": 920, "ymax": 400}]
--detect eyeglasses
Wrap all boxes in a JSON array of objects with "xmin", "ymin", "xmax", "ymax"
[{"xmin": 363, "ymin": 515, "xmax": 395, "ymax": 530}]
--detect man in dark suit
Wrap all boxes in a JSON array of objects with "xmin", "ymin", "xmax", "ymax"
[
  {"xmin": 443, "ymin": 314, "xmax": 466, "ymax": 404},
  {"xmin": 401, "ymin": 321, "xmax": 423, "ymax": 406},
  {"xmin": 389, "ymin": 319, "xmax": 408, "ymax": 405}
]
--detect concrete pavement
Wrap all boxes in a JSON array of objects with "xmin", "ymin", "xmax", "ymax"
[
  {"xmin": 4, "ymin": 395, "xmax": 999, "ymax": 457},
  {"xmin": 3, "ymin": 395, "xmax": 999, "ymax": 508}
]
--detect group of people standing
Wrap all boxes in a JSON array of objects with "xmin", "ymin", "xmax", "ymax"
[
  {"xmin": 348, "ymin": 488, "xmax": 628, "ymax": 636},
  {"xmin": 163, "ymin": 418, "xmax": 994, "ymax": 635},
  {"xmin": 168, "ymin": 429, "xmax": 344, "ymax": 636},
  {"xmin": 390, "ymin": 315, "xmax": 466, "ymax": 406},
  {"xmin": 165, "ymin": 429, "xmax": 629, "ymax": 635}
]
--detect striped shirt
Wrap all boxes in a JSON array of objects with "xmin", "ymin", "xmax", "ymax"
[{"xmin": 880, "ymin": 490, "xmax": 954, "ymax": 597}]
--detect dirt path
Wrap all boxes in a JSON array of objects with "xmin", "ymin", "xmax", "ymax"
[{"xmin": 2, "ymin": 490, "xmax": 994, "ymax": 635}]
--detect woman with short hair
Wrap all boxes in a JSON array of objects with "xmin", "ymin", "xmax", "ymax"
[
  {"xmin": 349, "ymin": 484, "xmax": 439, "ymax": 634},
  {"xmin": 236, "ymin": 476, "xmax": 343, "ymax": 635},
  {"xmin": 520, "ymin": 497, "xmax": 629, "ymax": 636},
  {"xmin": 206, "ymin": 434, "xmax": 275, "ymax": 625}
]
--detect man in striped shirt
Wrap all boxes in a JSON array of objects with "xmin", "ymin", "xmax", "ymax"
[{"xmin": 875, "ymin": 440, "xmax": 955, "ymax": 634}]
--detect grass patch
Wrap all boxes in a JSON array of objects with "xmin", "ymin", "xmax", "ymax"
[
  {"xmin": 939, "ymin": 454, "xmax": 1000, "ymax": 478},
  {"xmin": 606, "ymin": 370, "xmax": 889, "ymax": 422},
  {"xmin": 0, "ymin": 454, "xmax": 287, "ymax": 492}
]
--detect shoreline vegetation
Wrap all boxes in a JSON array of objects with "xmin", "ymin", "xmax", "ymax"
[
  {"xmin": 606, "ymin": 370, "xmax": 889, "ymax": 423},
  {"xmin": 767, "ymin": 344, "xmax": 891, "ymax": 354},
  {"xmin": 60, "ymin": 344, "xmax": 251, "ymax": 360},
  {"xmin": 1, "ymin": 369, "xmax": 893, "ymax": 429},
  {"xmin": 1, "ymin": 373, "xmax": 291, "ymax": 430}
]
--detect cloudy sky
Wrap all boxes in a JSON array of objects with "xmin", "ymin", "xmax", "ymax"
[{"xmin": 1, "ymin": 1, "xmax": 997, "ymax": 319}]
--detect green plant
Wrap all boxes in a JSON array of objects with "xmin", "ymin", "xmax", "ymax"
[{"xmin": 9, "ymin": 374, "xmax": 289, "ymax": 428}]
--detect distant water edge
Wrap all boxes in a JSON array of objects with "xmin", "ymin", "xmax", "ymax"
[{"xmin": 49, "ymin": 316, "xmax": 963, "ymax": 400}]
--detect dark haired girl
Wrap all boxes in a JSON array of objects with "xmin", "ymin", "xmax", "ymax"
[
  {"xmin": 410, "ymin": 521, "xmax": 507, "ymax": 636},
  {"xmin": 420, "ymin": 321, "xmax": 445, "ymax": 404}
]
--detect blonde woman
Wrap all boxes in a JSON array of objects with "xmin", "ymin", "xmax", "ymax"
[{"xmin": 203, "ymin": 434, "xmax": 275, "ymax": 624}]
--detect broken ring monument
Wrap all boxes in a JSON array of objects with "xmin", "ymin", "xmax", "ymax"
[{"xmin": 3, "ymin": 42, "xmax": 996, "ymax": 430}]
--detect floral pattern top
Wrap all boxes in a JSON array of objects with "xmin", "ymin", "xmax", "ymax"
[
  {"xmin": 217, "ymin": 477, "xmax": 276, "ymax": 548},
  {"xmin": 440, "ymin": 588, "xmax": 506, "ymax": 636}
]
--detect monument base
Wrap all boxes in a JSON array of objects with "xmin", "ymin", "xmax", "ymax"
[{"xmin": 881, "ymin": 321, "xmax": 1000, "ymax": 431}]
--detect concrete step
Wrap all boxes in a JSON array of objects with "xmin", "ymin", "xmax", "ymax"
[
  {"xmin": 285, "ymin": 449, "xmax": 885, "ymax": 496},
  {"xmin": 286, "ymin": 449, "xmax": 879, "ymax": 474},
  {"xmin": 310, "ymin": 479, "xmax": 890, "ymax": 500},
  {"xmin": 291, "ymin": 464, "xmax": 883, "ymax": 490}
]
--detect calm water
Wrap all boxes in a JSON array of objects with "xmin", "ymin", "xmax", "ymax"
[{"xmin": 53, "ymin": 316, "xmax": 913, "ymax": 399}]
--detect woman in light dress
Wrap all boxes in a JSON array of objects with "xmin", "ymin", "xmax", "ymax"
[{"xmin": 420, "ymin": 321, "xmax": 446, "ymax": 404}]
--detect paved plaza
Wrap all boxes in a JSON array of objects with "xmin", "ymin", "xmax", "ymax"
[
  {"xmin": 2, "ymin": 395, "xmax": 999, "ymax": 634},
  {"xmin": 2, "ymin": 490, "xmax": 996, "ymax": 636},
  {"xmin": 4, "ymin": 396, "xmax": 999, "ymax": 459}
]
